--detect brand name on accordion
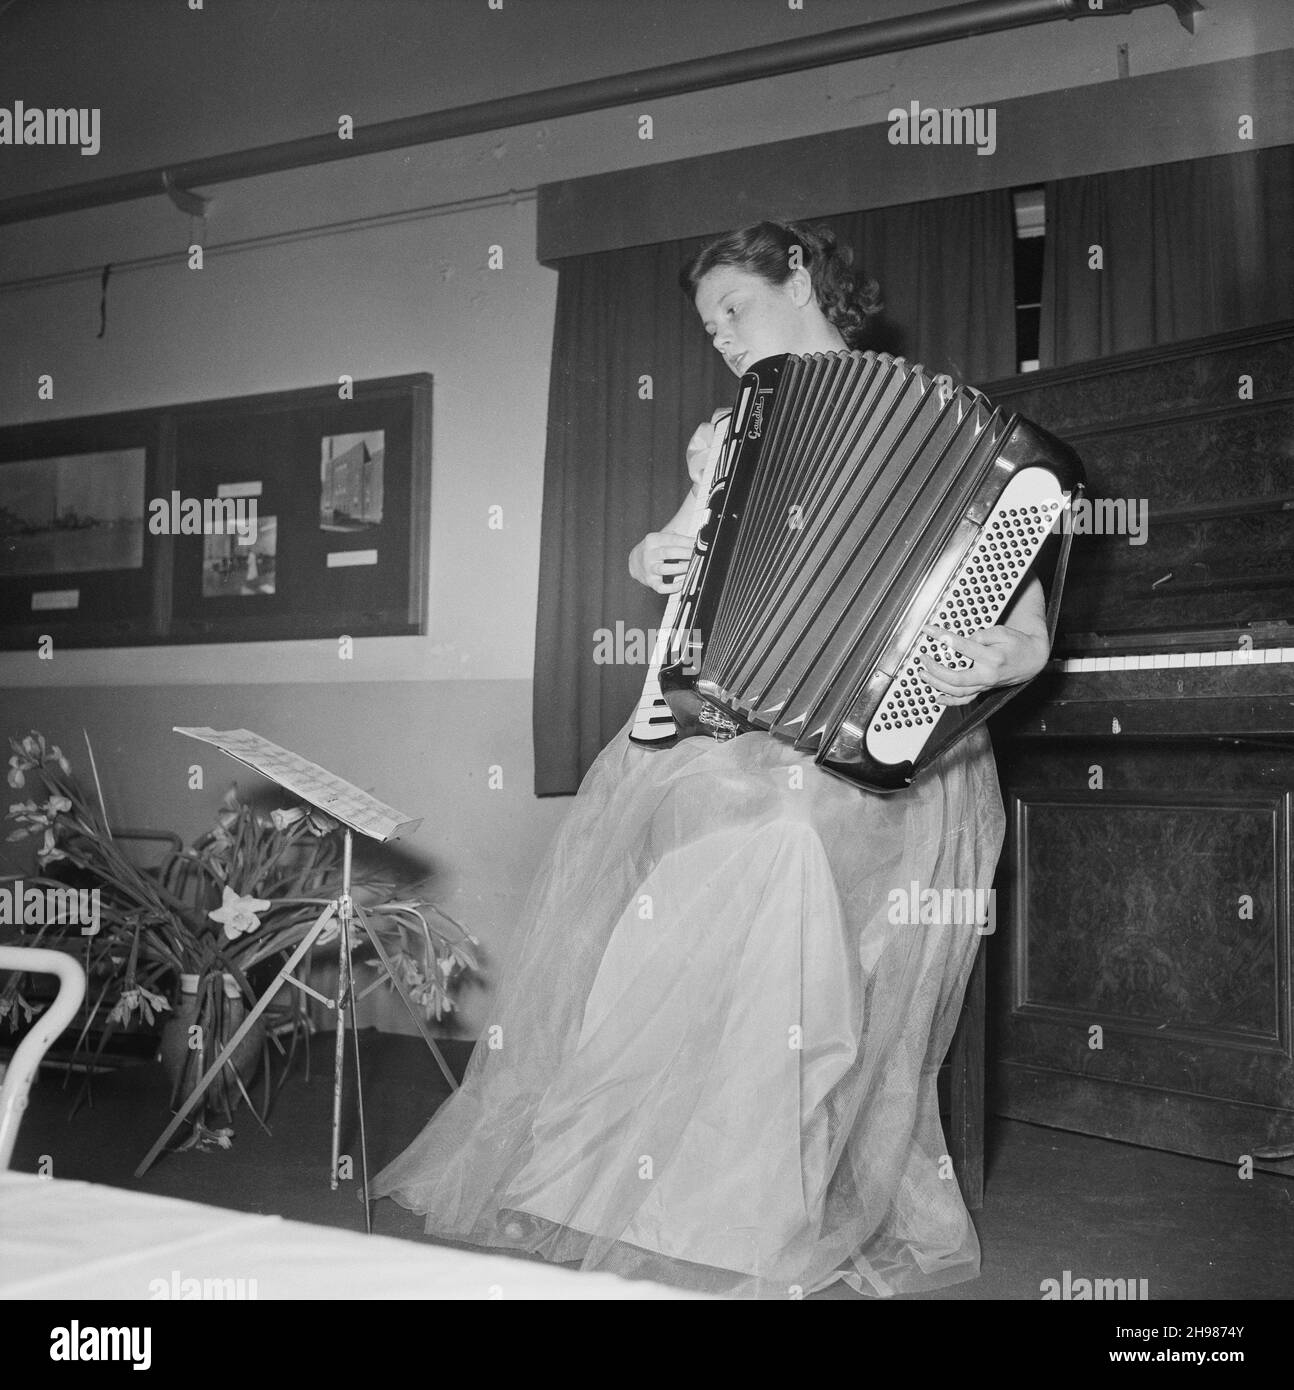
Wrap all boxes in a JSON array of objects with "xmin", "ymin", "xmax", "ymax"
[
  {"xmin": 593, "ymin": 621, "xmax": 702, "ymax": 673},
  {"xmin": 747, "ymin": 391, "xmax": 771, "ymax": 440}
]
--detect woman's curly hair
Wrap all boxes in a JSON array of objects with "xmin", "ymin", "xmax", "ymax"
[{"xmin": 679, "ymin": 220, "xmax": 882, "ymax": 348}]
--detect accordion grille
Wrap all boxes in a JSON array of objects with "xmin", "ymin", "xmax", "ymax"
[{"xmin": 697, "ymin": 351, "xmax": 1010, "ymax": 744}]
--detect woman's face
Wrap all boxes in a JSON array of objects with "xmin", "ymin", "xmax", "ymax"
[{"xmin": 693, "ymin": 264, "xmax": 814, "ymax": 377}]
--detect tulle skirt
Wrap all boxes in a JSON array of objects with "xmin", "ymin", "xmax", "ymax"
[{"xmin": 373, "ymin": 719, "xmax": 1006, "ymax": 1298}]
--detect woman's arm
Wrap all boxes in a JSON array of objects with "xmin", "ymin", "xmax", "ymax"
[
  {"xmin": 629, "ymin": 489, "xmax": 704, "ymax": 594},
  {"xmin": 632, "ymin": 409, "xmax": 732, "ymax": 593},
  {"xmin": 917, "ymin": 574, "xmax": 1050, "ymax": 706}
]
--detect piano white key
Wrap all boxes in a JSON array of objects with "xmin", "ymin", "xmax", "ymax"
[{"xmin": 1058, "ymin": 645, "xmax": 1294, "ymax": 674}]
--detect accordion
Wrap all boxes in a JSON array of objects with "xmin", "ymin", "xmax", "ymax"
[{"xmin": 630, "ymin": 350, "xmax": 1085, "ymax": 792}]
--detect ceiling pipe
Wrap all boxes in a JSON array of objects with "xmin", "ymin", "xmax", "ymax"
[{"xmin": 0, "ymin": 0, "xmax": 1196, "ymax": 229}]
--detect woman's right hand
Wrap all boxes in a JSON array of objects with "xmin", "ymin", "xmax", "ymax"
[{"xmin": 629, "ymin": 530, "xmax": 695, "ymax": 594}]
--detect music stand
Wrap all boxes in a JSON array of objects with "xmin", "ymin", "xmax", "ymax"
[{"xmin": 133, "ymin": 728, "xmax": 458, "ymax": 1233}]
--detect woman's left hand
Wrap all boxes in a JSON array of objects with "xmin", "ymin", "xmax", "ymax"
[{"xmin": 917, "ymin": 622, "xmax": 1050, "ymax": 705}]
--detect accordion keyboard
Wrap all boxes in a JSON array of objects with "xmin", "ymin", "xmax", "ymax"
[{"xmin": 866, "ymin": 467, "xmax": 1068, "ymax": 767}]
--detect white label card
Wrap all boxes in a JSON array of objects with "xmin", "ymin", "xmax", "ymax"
[{"xmin": 31, "ymin": 590, "xmax": 80, "ymax": 611}]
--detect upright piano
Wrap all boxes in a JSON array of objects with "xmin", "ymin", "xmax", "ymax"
[{"xmin": 984, "ymin": 320, "xmax": 1294, "ymax": 1175}]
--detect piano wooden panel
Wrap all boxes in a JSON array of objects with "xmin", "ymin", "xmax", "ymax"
[
  {"xmin": 982, "ymin": 320, "xmax": 1294, "ymax": 643},
  {"xmin": 983, "ymin": 321, "xmax": 1294, "ymax": 1175}
]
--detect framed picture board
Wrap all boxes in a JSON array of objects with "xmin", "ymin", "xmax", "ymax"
[{"xmin": 0, "ymin": 374, "xmax": 431, "ymax": 649}]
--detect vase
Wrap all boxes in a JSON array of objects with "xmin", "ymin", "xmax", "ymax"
[{"xmin": 158, "ymin": 972, "xmax": 265, "ymax": 1112}]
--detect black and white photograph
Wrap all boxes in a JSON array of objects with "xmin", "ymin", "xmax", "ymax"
[
  {"xmin": 0, "ymin": 447, "xmax": 146, "ymax": 576},
  {"xmin": 0, "ymin": 0, "xmax": 1291, "ymax": 1350},
  {"xmin": 201, "ymin": 514, "xmax": 275, "ymax": 597},
  {"xmin": 320, "ymin": 430, "xmax": 385, "ymax": 531}
]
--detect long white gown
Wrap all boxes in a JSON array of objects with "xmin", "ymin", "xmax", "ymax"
[{"xmin": 372, "ymin": 413, "xmax": 1007, "ymax": 1298}]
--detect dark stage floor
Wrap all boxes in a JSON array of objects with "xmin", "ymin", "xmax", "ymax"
[{"xmin": 10, "ymin": 1031, "xmax": 1292, "ymax": 1301}]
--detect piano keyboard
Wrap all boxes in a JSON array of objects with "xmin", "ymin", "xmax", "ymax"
[
  {"xmin": 1018, "ymin": 641, "xmax": 1294, "ymax": 742},
  {"xmin": 1057, "ymin": 647, "xmax": 1294, "ymax": 672}
]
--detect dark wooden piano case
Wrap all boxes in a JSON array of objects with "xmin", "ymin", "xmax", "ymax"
[{"xmin": 983, "ymin": 320, "xmax": 1294, "ymax": 1177}]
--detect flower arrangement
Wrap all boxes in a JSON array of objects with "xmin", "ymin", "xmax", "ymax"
[{"xmin": 2, "ymin": 731, "xmax": 478, "ymax": 1143}]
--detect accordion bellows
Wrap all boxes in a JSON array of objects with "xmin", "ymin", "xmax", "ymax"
[{"xmin": 634, "ymin": 350, "xmax": 1085, "ymax": 792}]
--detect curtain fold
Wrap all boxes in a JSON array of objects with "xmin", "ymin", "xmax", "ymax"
[
  {"xmin": 533, "ymin": 191, "xmax": 1017, "ymax": 795},
  {"xmin": 532, "ymin": 237, "xmax": 728, "ymax": 794},
  {"xmin": 1039, "ymin": 145, "xmax": 1294, "ymax": 369}
]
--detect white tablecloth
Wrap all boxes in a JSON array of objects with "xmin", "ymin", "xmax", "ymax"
[{"xmin": 0, "ymin": 1172, "xmax": 710, "ymax": 1299}]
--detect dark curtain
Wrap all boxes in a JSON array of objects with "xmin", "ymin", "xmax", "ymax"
[
  {"xmin": 1039, "ymin": 144, "xmax": 1294, "ymax": 368},
  {"xmin": 531, "ymin": 237, "xmax": 729, "ymax": 795},
  {"xmin": 533, "ymin": 191, "xmax": 1017, "ymax": 795},
  {"xmin": 827, "ymin": 195, "xmax": 1019, "ymax": 384}
]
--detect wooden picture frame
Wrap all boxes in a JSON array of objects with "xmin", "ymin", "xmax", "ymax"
[{"xmin": 0, "ymin": 374, "xmax": 432, "ymax": 649}]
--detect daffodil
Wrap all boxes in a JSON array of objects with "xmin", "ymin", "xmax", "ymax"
[
  {"xmin": 6, "ymin": 802, "xmax": 38, "ymax": 839},
  {"xmin": 176, "ymin": 1122, "xmax": 234, "ymax": 1152},
  {"xmin": 208, "ymin": 884, "xmax": 272, "ymax": 940},
  {"xmin": 270, "ymin": 806, "xmax": 306, "ymax": 832},
  {"xmin": 8, "ymin": 796, "xmax": 69, "ymax": 859},
  {"xmin": 210, "ymin": 786, "xmax": 240, "ymax": 847},
  {"xmin": 0, "ymin": 990, "xmax": 37, "ymax": 1027},
  {"xmin": 108, "ymin": 985, "xmax": 171, "ymax": 1026},
  {"xmin": 36, "ymin": 827, "xmax": 66, "ymax": 864}
]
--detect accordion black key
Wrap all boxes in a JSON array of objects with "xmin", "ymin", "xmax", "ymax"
[{"xmin": 630, "ymin": 349, "xmax": 1086, "ymax": 792}]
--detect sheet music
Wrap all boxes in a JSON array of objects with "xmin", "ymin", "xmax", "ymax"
[{"xmin": 173, "ymin": 727, "xmax": 420, "ymax": 842}]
